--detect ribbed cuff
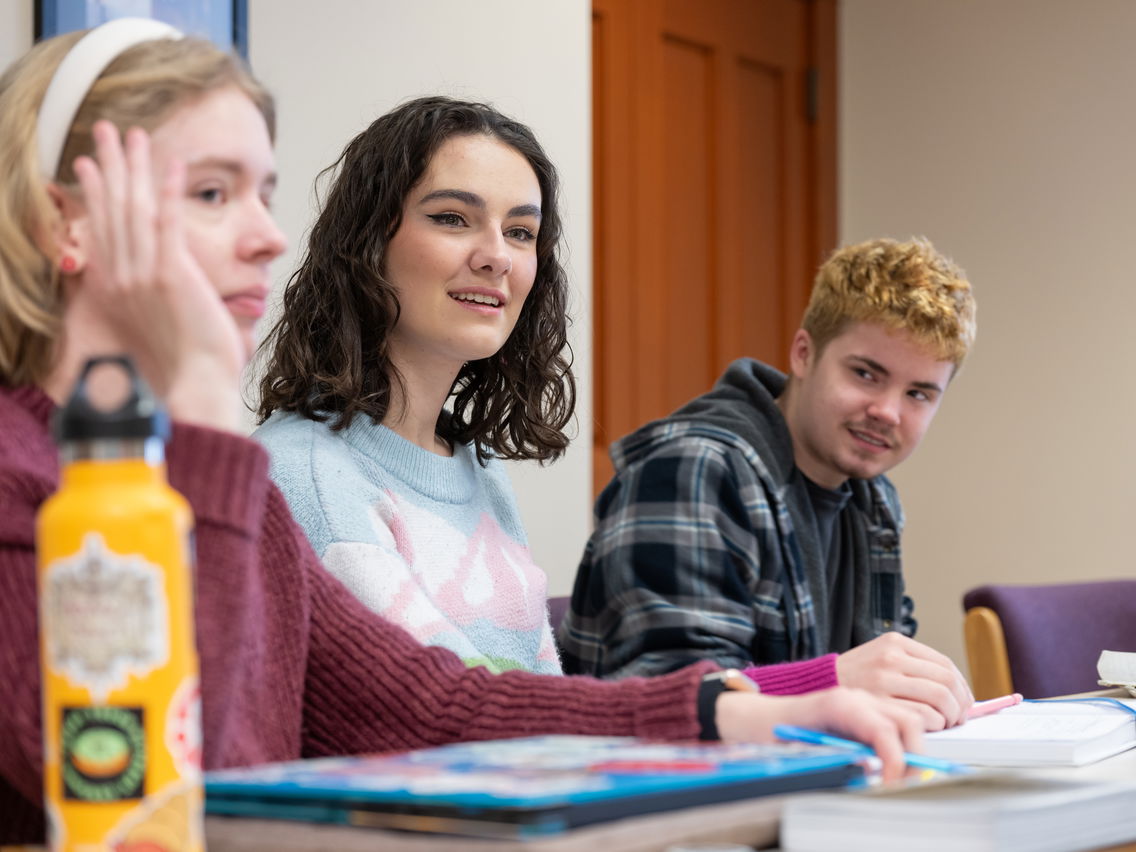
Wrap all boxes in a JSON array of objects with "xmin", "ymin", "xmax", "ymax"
[{"xmin": 742, "ymin": 653, "xmax": 838, "ymax": 695}]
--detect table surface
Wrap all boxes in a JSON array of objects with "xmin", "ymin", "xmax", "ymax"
[{"xmin": 205, "ymin": 692, "xmax": 1136, "ymax": 852}]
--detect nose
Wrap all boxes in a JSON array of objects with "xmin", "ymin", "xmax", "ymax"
[
  {"xmin": 238, "ymin": 198, "xmax": 287, "ymax": 262},
  {"xmin": 469, "ymin": 229, "xmax": 512, "ymax": 277},
  {"xmin": 866, "ymin": 393, "xmax": 901, "ymax": 427}
]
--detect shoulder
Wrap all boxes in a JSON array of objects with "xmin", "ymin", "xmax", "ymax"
[
  {"xmin": 598, "ymin": 426, "xmax": 770, "ymax": 519},
  {"xmin": 254, "ymin": 410, "xmax": 360, "ymax": 481},
  {"xmin": 254, "ymin": 411, "xmax": 381, "ymax": 550},
  {"xmin": 254, "ymin": 409, "xmax": 330, "ymax": 456},
  {"xmin": 0, "ymin": 386, "xmax": 56, "ymax": 539},
  {"xmin": 610, "ymin": 421, "xmax": 772, "ymax": 493}
]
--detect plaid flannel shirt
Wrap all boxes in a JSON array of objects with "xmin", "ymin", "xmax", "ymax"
[{"xmin": 559, "ymin": 420, "xmax": 914, "ymax": 678}]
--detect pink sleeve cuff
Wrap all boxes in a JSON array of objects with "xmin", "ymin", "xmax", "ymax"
[{"xmin": 742, "ymin": 653, "xmax": 838, "ymax": 695}]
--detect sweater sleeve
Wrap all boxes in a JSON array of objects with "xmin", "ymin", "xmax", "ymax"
[
  {"xmin": 245, "ymin": 496, "xmax": 713, "ymax": 755},
  {"xmin": 742, "ymin": 654, "xmax": 838, "ymax": 695},
  {"xmin": 0, "ymin": 501, "xmax": 50, "ymax": 834}
]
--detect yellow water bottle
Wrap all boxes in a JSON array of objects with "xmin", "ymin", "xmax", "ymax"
[{"xmin": 36, "ymin": 356, "xmax": 203, "ymax": 852}]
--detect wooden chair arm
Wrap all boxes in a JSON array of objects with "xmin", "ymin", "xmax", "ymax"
[{"xmin": 963, "ymin": 606, "xmax": 1014, "ymax": 700}]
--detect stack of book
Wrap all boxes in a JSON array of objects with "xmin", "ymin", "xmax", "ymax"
[
  {"xmin": 206, "ymin": 735, "xmax": 867, "ymax": 839},
  {"xmin": 780, "ymin": 773, "xmax": 1136, "ymax": 852}
]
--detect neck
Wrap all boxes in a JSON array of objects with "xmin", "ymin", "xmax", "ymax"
[
  {"xmin": 383, "ymin": 355, "xmax": 461, "ymax": 456},
  {"xmin": 41, "ymin": 302, "xmax": 130, "ymax": 405}
]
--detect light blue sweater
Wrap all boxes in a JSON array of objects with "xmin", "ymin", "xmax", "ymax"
[{"xmin": 254, "ymin": 411, "xmax": 561, "ymax": 675}]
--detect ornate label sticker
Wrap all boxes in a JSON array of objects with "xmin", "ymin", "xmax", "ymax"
[
  {"xmin": 61, "ymin": 705, "xmax": 145, "ymax": 801},
  {"xmin": 44, "ymin": 532, "xmax": 169, "ymax": 701}
]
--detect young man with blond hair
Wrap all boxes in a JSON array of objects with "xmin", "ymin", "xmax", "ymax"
[{"xmin": 560, "ymin": 237, "xmax": 978, "ymax": 731}]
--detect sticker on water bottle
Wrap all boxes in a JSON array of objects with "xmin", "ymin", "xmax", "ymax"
[
  {"xmin": 108, "ymin": 777, "xmax": 203, "ymax": 852},
  {"xmin": 42, "ymin": 532, "xmax": 169, "ymax": 701},
  {"xmin": 61, "ymin": 705, "xmax": 146, "ymax": 801},
  {"xmin": 166, "ymin": 676, "xmax": 202, "ymax": 776}
]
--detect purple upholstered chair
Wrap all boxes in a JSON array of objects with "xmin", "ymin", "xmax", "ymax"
[
  {"xmin": 548, "ymin": 595, "xmax": 572, "ymax": 658},
  {"xmin": 963, "ymin": 581, "xmax": 1136, "ymax": 699},
  {"xmin": 548, "ymin": 595, "xmax": 571, "ymax": 633}
]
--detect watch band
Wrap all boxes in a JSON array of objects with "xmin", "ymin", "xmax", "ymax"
[{"xmin": 696, "ymin": 668, "xmax": 758, "ymax": 741}]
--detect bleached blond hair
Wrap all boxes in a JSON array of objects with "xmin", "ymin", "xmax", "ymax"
[{"xmin": 802, "ymin": 237, "xmax": 976, "ymax": 367}]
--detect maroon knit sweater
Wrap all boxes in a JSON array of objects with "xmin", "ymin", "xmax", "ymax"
[{"xmin": 0, "ymin": 385, "xmax": 835, "ymax": 843}]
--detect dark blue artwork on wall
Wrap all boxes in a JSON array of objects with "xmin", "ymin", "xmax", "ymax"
[{"xmin": 35, "ymin": 1, "xmax": 248, "ymax": 57}]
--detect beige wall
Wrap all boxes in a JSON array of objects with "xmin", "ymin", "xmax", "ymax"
[
  {"xmin": 1, "ymin": 1, "xmax": 31, "ymax": 62},
  {"xmin": 840, "ymin": 0, "xmax": 1136, "ymax": 672}
]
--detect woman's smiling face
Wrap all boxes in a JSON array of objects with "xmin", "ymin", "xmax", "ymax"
[{"xmin": 383, "ymin": 133, "xmax": 542, "ymax": 374}]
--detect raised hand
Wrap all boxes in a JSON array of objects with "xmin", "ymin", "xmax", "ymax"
[
  {"xmin": 71, "ymin": 120, "xmax": 245, "ymax": 432},
  {"xmin": 835, "ymin": 632, "xmax": 974, "ymax": 730}
]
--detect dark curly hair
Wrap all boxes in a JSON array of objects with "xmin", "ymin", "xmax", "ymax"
[{"xmin": 255, "ymin": 96, "xmax": 575, "ymax": 463}]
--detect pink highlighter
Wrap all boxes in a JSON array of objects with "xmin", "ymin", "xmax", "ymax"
[{"xmin": 967, "ymin": 692, "xmax": 1024, "ymax": 720}]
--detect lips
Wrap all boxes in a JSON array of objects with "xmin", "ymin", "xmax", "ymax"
[
  {"xmin": 448, "ymin": 287, "xmax": 507, "ymax": 309},
  {"xmin": 223, "ymin": 286, "xmax": 269, "ymax": 319},
  {"xmin": 848, "ymin": 428, "xmax": 891, "ymax": 450}
]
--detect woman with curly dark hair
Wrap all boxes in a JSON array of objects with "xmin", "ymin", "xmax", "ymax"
[{"xmin": 254, "ymin": 97, "xmax": 576, "ymax": 674}]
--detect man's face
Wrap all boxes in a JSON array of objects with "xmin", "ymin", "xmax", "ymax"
[{"xmin": 784, "ymin": 321, "xmax": 955, "ymax": 488}]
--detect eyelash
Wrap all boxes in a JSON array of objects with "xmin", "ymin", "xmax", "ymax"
[
  {"xmin": 506, "ymin": 226, "xmax": 536, "ymax": 243},
  {"xmin": 194, "ymin": 186, "xmax": 225, "ymax": 205},
  {"xmin": 427, "ymin": 213, "xmax": 537, "ymax": 243},
  {"xmin": 428, "ymin": 212, "xmax": 466, "ymax": 227}
]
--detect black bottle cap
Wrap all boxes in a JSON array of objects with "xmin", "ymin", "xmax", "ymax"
[{"xmin": 53, "ymin": 355, "xmax": 171, "ymax": 443}]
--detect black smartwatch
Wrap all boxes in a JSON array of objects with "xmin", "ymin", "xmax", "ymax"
[{"xmin": 697, "ymin": 668, "xmax": 759, "ymax": 741}]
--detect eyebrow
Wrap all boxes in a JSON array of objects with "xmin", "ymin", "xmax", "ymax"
[
  {"xmin": 418, "ymin": 188, "xmax": 541, "ymax": 219},
  {"xmin": 850, "ymin": 356, "xmax": 943, "ymax": 393},
  {"xmin": 186, "ymin": 157, "xmax": 278, "ymax": 190}
]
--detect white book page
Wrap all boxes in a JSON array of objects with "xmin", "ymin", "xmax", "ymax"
[
  {"xmin": 1098, "ymin": 650, "xmax": 1136, "ymax": 685},
  {"xmin": 926, "ymin": 701, "xmax": 1135, "ymax": 746}
]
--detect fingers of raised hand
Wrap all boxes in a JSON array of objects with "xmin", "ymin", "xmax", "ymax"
[
  {"xmin": 77, "ymin": 121, "xmax": 166, "ymax": 296},
  {"xmin": 91, "ymin": 120, "xmax": 133, "ymax": 285},
  {"xmin": 125, "ymin": 127, "xmax": 159, "ymax": 283}
]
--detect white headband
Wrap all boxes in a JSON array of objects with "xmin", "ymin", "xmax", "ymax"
[{"xmin": 36, "ymin": 17, "xmax": 184, "ymax": 179}]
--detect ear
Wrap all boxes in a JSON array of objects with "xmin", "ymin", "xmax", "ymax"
[
  {"xmin": 44, "ymin": 182, "xmax": 90, "ymax": 275},
  {"xmin": 787, "ymin": 328, "xmax": 814, "ymax": 380}
]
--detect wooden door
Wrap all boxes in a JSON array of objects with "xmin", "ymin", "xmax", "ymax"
[{"xmin": 591, "ymin": 0, "xmax": 837, "ymax": 489}]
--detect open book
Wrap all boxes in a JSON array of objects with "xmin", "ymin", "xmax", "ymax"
[
  {"xmin": 921, "ymin": 698, "xmax": 1136, "ymax": 767},
  {"xmin": 1098, "ymin": 650, "xmax": 1136, "ymax": 696},
  {"xmin": 781, "ymin": 774, "xmax": 1136, "ymax": 852}
]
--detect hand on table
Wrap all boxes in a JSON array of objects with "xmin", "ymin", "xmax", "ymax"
[
  {"xmin": 715, "ymin": 686, "xmax": 924, "ymax": 783},
  {"xmin": 836, "ymin": 632, "xmax": 973, "ymax": 731}
]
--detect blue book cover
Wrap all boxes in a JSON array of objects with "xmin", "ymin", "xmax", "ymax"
[{"xmin": 205, "ymin": 735, "xmax": 865, "ymax": 838}]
